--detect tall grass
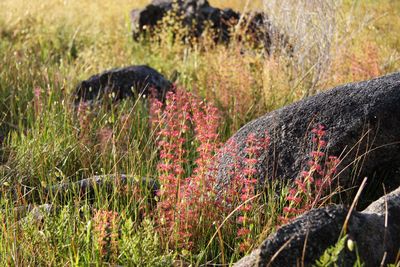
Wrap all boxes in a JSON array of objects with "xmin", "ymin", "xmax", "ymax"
[
  {"xmin": 0, "ymin": 0, "xmax": 398, "ymax": 265},
  {"xmin": 263, "ymin": 0, "xmax": 340, "ymax": 96}
]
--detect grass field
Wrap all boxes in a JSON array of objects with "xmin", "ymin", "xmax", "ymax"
[{"xmin": 0, "ymin": 0, "xmax": 399, "ymax": 265}]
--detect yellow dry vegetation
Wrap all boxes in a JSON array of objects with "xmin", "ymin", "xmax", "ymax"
[{"xmin": 0, "ymin": 0, "xmax": 398, "ymax": 117}]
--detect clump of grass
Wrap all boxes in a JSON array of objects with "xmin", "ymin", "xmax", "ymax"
[
  {"xmin": 263, "ymin": 0, "xmax": 341, "ymax": 96},
  {"xmin": 314, "ymin": 234, "xmax": 348, "ymax": 267},
  {"xmin": 328, "ymin": 41, "xmax": 382, "ymax": 86}
]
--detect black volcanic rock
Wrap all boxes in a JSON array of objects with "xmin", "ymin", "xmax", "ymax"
[
  {"xmin": 130, "ymin": 0, "xmax": 273, "ymax": 49},
  {"xmin": 75, "ymin": 65, "xmax": 173, "ymax": 103},
  {"xmin": 234, "ymin": 186, "xmax": 400, "ymax": 266},
  {"xmin": 218, "ymin": 72, "xmax": 400, "ymax": 194}
]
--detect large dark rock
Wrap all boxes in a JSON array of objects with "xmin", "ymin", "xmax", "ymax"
[
  {"xmin": 218, "ymin": 72, "xmax": 400, "ymax": 195},
  {"xmin": 130, "ymin": 0, "xmax": 272, "ymax": 49},
  {"xmin": 74, "ymin": 65, "xmax": 173, "ymax": 103},
  {"xmin": 234, "ymin": 186, "xmax": 400, "ymax": 266}
]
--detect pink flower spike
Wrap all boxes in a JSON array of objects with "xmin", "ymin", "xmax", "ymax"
[
  {"xmin": 319, "ymin": 140, "xmax": 327, "ymax": 147},
  {"xmin": 287, "ymin": 195, "xmax": 302, "ymax": 204},
  {"xmin": 301, "ymin": 171, "xmax": 309, "ymax": 178},
  {"xmin": 237, "ymin": 228, "xmax": 251, "ymax": 237},
  {"xmin": 237, "ymin": 216, "xmax": 246, "ymax": 224}
]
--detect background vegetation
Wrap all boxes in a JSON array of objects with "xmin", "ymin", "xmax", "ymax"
[{"xmin": 0, "ymin": 0, "xmax": 399, "ymax": 265}]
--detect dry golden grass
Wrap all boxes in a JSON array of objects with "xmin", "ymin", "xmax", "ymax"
[{"xmin": 0, "ymin": 0, "xmax": 398, "ymax": 123}]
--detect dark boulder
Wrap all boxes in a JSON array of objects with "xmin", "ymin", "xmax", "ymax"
[
  {"xmin": 74, "ymin": 65, "xmax": 173, "ymax": 103},
  {"xmin": 234, "ymin": 186, "xmax": 400, "ymax": 266},
  {"xmin": 130, "ymin": 1, "xmax": 172, "ymax": 40},
  {"xmin": 218, "ymin": 72, "xmax": 400, "ymax": 196},
  {"xmin": 130, "ymin": 0, "xmax": 239, "ymax": 42},
  {"xmin": 130, "ymin": 0, "xmax": 273, "ymax": 49}
]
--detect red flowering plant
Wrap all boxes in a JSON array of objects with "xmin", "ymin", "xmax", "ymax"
[
  {"xmin": 280, "ymin": 125, "xmax": 340, "ymax": 224},
  {"xmin": 234, "ymin": 132, "xmax": 270, "ymax": 252},
  {"xmin": 92, "ymin": 209, "xmax": 120, "ymax": 263},
  {"xmin": 150, "ymin": 88, "xmax": 222, "ymax": 250},
  {"xmin": 218, "ymin": 131, "xmax": 270, "ymax": 253}
]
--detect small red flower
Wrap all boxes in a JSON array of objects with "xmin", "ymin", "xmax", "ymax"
[{"xmin": 237, "ymin": 228, "xmax": 251, "ymax": 237}]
